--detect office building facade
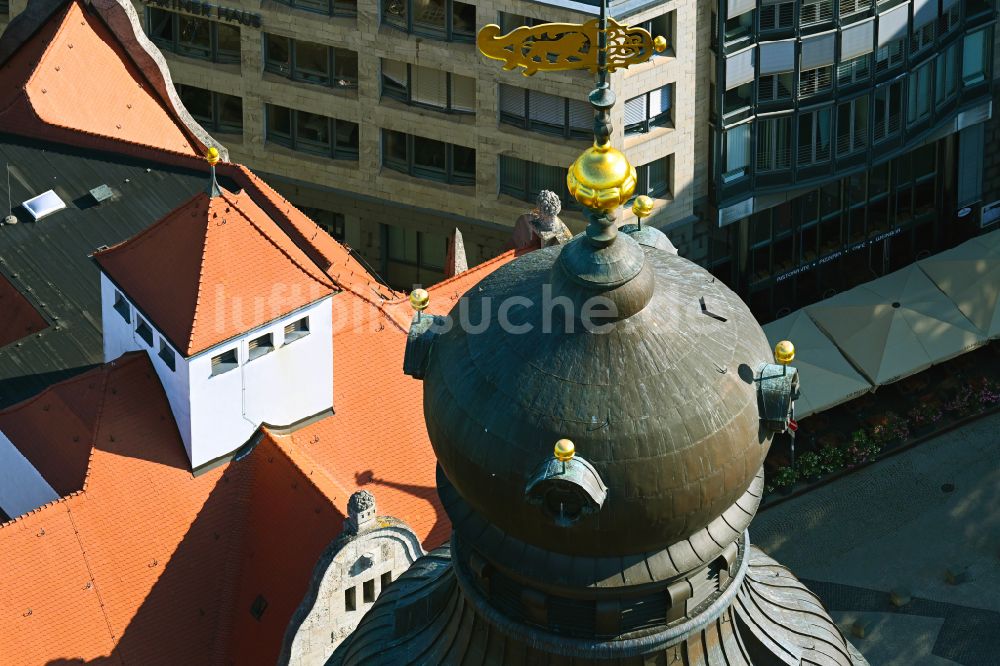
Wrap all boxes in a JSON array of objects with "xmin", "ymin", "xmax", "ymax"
[{"xmin": 0, "ymin": 0, "xmax": 994, "ymax": 319}]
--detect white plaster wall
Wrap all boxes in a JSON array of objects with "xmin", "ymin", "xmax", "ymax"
[
  {"xmin": 187, "ymin": 296, "xmax": 334, "ymax": 468},
  {"xmin": 100, "ymin": 273, "xmax": 193, "ymax": 454},
  {"xmin": 0, "ymin": 430, "xmax": 59, "ymax": 519}
]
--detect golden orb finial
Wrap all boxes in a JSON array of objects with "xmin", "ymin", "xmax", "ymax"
[
  {"xmin": 631, "ymin": 195, "xmax": 654, "ymax": 220},
  {"xmin": 774, "ymin": 340, "xmax": 795, "ymax": 365},
  {"xmin": 409, "ymin": 288, "xmax": 430, "ymax": 312},
  {"xmin": 554, "ymin": 438, "xmax": 575, "ymax": 462},
  {"xmin": 566, "ymin": 143, "xmax": 637, "ymax": 212},
  {"xmin": 205, "ymin": 146, "xmax": 220, "ymax": 166},
  {"xmin": 653, "ymin": 36, "xmax": 667, "ymax": 53}
]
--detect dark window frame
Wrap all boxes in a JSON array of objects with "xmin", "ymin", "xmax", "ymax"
[
  {"xmin": 211, "ymin": 348, "xmax": 239, "ymax": 376},
  {"xmin": 382, "ymin": 0, "xmax": 476, "ymax": 43},
  {"xmin": 248, "ymin": 333, "xmax": 274, "ymax": 360},
  {"xmin": 633, "ymin": 155, "xmax": 672, "ymax": 199},
  {"xmin": 497, "ymin": 155, "xmax": 576, "ymax": 209},
  {"xmin": 265, "ymin": 104, "xmax": 359, "ymax": 161},
  {"xmin": 146, "ymin": 8, "xmax": 240, "ymax": 64},
  {"xmin": 384, "ymin": 225, "xmax": 448, "ymax": 272},
  {"xmin": 136, "ymin": 317, "xmax": 154, "ymax": 347},
  {"xmin": 284, "ymin": 317, "xmax": 310, "ymax": 343},
  {"xmin": 272, "ymin": 0, "xmax": 357, "ymax": 18},
  {"xmin": 176, "ymin": 84, "xmax": 243, "ymax": 135},
  {"xmin": 113, "ymin": 291, "xmax": 131, "ymax": 323},
  {"xmin": 623, "ymin": 84, "xmax": 675, "ymax": 135},
  {"xmin": 264, "ymin": 34, "xmax": 358, "ymax": 90},
  {"xmin": 381, "ymin": 129, "xmax": 476, "ymax": 185},
  {"xmin": 382, "ymin": 61, "xmax": 475, "ymax": 115},
  {"xmin": 499, "ymin": 85, "xmax": 592, "ymax": 139},
  {"xmin": 158, "ymin": 339, "xmax": 177, "ymax": 371}
]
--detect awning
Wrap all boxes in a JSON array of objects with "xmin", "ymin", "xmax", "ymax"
[
  {"xmin": 917, "ymin": 229, "xmax": 1000, "ymax": 339},
  {"xmin": 805, "ymin": 264, "xmax": 987, "ymax": 385},
  {"xmin": 763, "ymin": 310, "xmax": 872, "ymax": 418}
]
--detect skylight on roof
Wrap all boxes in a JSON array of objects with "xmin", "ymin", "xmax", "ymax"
[{"xmin": 22, "ymin": 190, "xmax": 67, "ymax": 221}]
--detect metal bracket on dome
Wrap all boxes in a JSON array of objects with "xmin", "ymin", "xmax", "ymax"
[
  {"xmin": 525, "ymin": 455, "xmax": 608, "ymax": 527},
  {"xmin": 755, "ymin": 363, "xmax": 800, "ymax": 433},
  {"xmin": 403, "ymin": 312, "xmax": 446, "ymax": 380}
]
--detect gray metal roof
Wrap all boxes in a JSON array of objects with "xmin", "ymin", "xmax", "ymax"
[{"xmin": 0, "ymin": 133, "xmax": 219, "ymax": 408}]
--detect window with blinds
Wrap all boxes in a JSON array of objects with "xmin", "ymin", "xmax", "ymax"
[
  {"xmin": 284, "ymin": 318, "xmax": 310, "ymax": 343},
  {"xmin": 758, "ymin": 73, "xmax": 793, "ymax": 102},
  {"xmin": 873, "ymin": 81, "xmax": 902, "ymax": 141},
  {"xmin": 498, "ymin": 155, "xmax": 574, "ymax": 206},
  {"xmin": 800, "ymin": 0, "xmax": 833, "ymax": 27},
  {"xmin": 799, "ymin": 66, "xmax": 832, "ymax": 98},
  {"xmin": 623, "ymin": 84, "xmax": 673, "ymax": 134},
  {"xmin": 836, "ymin": 95, "xmax": 869, "ymax": 156},
  {"xmin": 755, "ymin": 116, "xmax": 792, "ymax": 171},
  {"xmin": 380, "ymin": 59, "xmax": 474, "ymax": 114},
  {"xmin": 797, "ymin": 108, "xmax": 832, "ymax": 165},
  {"xmin": 911, "ymin": 21, "xmax": 936, "ymax": 56},
  {"xmin": 759, "ymin": 2, "xmax": 793, "ymax": 31},
  {"xmin": 211, "ymin": 349, "xmax": 238, "ymax": 376},
  {"xmin": 875, "ymin": 40, "xmax": 904, "ymax": 73},
  {"xmin": 634, "ymin": 156, "xmax": 671, "ymax": 198},
  {"xmin": 723, "ymin": 124, "xmax": 751, "ymax": 181},
  {"xmin": 498, "ymin": 84, "xmax": 590, "ymax": 139},
  {"xmin": 248, "ymin": 333, "xmax": 274, "ymax": 360},
  {"xmin": 839, "ymin": 0, "xmax": 871, "ymax": 18},
  {"xmin": 837, "ymin": 55, "xmax": 870, "ymax": 86}
]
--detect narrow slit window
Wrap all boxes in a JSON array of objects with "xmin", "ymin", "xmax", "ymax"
[
  {"xmin": 136, "ymin": 317, "xmax": 154, "ymax": 346},
  {"xmin": 158, "ymin": 339, "xmax": 176, "ymax": 371},
  {"xmin": 363, "ymin": 579, "xmax": 375, "ymax": 603},
  {"xmin": 211, "ymin": 348, "xmax": 239, "ymax": 376},
  {"xmin": 381, "ymin": 571, "xmax": 392, "ymax": 590},
  {"xmin": 248, "ymin": 333, "xmax": 274, "ymax": 360},
  {"xmin": 113, "ymin": 291, "xmax": 131, "ymax": 323},
  {"xmin": 284, "ymin": 317, "xmax": 310, "ymax": 343},
  {"xmin": 345, "ymin": 586, "xmax": 357, "ymax": 611}
]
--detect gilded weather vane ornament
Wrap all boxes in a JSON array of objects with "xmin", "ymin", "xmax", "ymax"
[
  {"xmin": 477, "ymin": 18, "xmax": 666, "ymax": 76},
  {"xmin": 478, "ymin": 0, "xmax": 661, "ymax": 242}
]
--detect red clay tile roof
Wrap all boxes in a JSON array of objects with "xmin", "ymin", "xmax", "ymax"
[
  {"xmin": 0, "ymin": 2, "xmax": 203, "ymax": 159},
  {"xmin": 0, "ymin": 272, "xmax": 47, "ymax": 347},
  {"xmin": 0, "ymin": 366, "xmax": 105, "ymax": 496},
  {"xmin": 94, "ymin": 187, "xmax": 335, "ymax": 356}
]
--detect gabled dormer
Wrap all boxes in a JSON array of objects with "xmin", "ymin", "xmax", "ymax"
[{"xmin": 95, "ymin": 186, "xmax": 336, "ymax": 469}]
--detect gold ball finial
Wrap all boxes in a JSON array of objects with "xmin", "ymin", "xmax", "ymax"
[
  {"xmin": 554, "ymin": 439, "xmax": 575, "ymax": 462},
  {"xmin": 205, "ymin": 147, "xmax": 220, "ymax": 166},
  {"xmin": 653, "ymin": 36, "xmax": 667, "ymax": 53},
  {"xmin": 409, "ymin": 288, "xmax": 429, "ymax": 312},
  {"xmin": 774, "ymin": 340, "xmax": 795, "ymax": 365},
  {"xmin": 631, "ymin": 195, "xmax": 654, "ymax": 220},
  {"xmin": 566, "ymin": 144, "xmax": 637, "ymax": 212}
]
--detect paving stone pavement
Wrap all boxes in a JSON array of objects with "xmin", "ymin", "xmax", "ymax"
[{"xmin": 752, "ymin": 412, "xmax": 1000, "ymax": 666}]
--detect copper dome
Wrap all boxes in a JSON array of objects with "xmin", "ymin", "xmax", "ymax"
[{"xmin": 419, "ymin": 233, "xmax": 774, "ymax": 557}]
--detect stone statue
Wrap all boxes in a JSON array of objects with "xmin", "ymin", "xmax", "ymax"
[{"xmin": 511, "ymin": 190, "xmax": 573, "ymax": 252}]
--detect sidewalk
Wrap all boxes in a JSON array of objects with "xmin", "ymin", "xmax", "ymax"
[{"xmin": 752, "ymin": 411, "xmax": 1000, "ymax": 666}]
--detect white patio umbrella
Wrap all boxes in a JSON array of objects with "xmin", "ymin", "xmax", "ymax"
[
  {"xmin": 918, "ymin": 229, "xmax": 1000, "ymax": 339},
  {"xmin": 764, "ymin": 309, "xmax": 873, "ymax": 418},
  {"xmin": 805, "ymin": 264, "xmax": 987, "ymax": 386}
]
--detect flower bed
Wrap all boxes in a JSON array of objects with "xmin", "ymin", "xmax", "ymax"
[{"xmin": 764, "ymin": 342, "xmax": 1000, "ymax": 497}]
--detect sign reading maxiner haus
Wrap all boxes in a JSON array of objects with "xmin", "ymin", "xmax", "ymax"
[{"xmin": 141, "ymin": 0, "xmax": 262, "ymax": 27}]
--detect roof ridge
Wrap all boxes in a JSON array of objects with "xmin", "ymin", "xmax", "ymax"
[
  {"xmin": 78, "ymin": 358, "xmax": 116, "ymax": 493},
  {"xmin": 186, "ymin": 196, "xmax": 217, "ymax": 356},
  {"xmin": 223, "ymin": 190, "xmax": 334, "ymax": 291}
]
